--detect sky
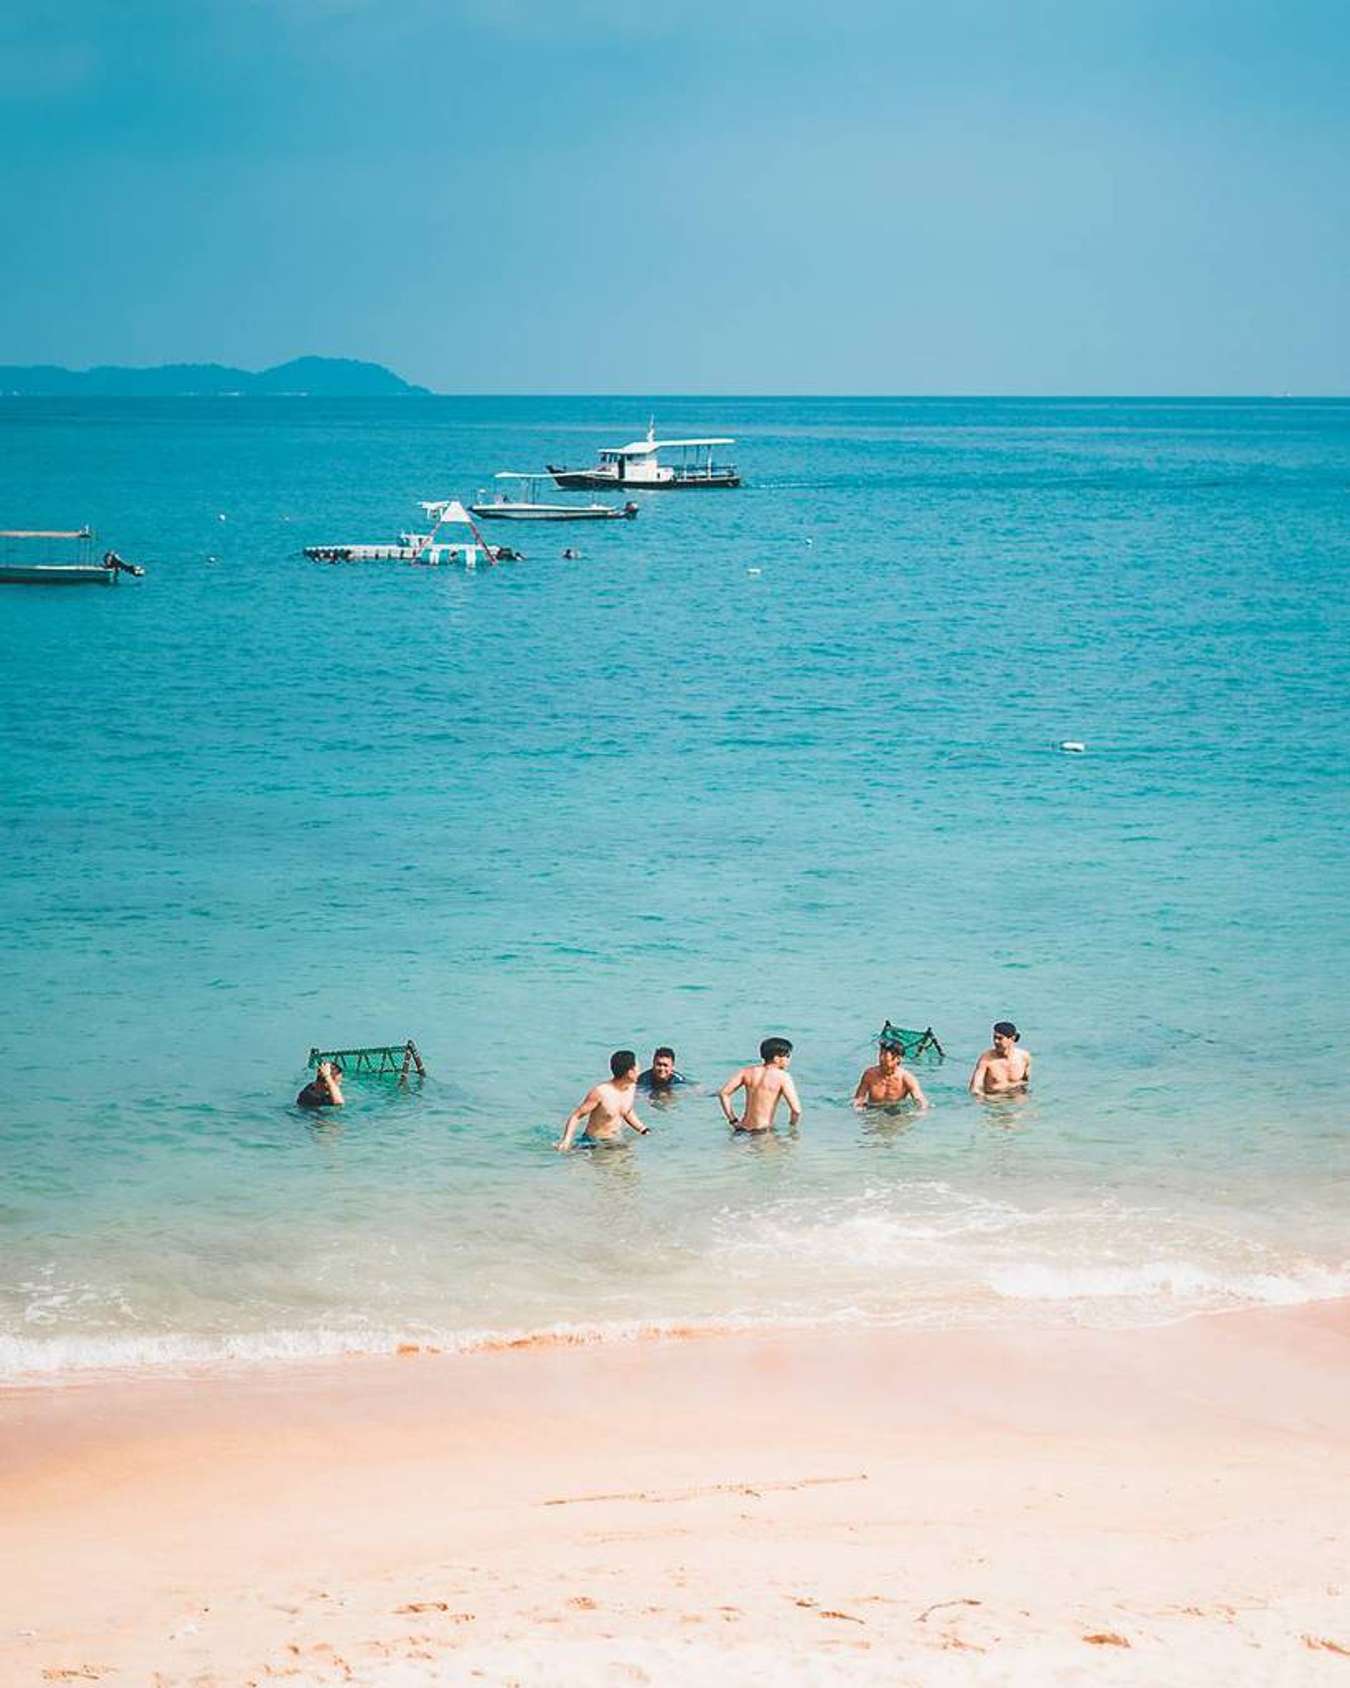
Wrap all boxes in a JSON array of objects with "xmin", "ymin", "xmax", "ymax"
[{"xmin": 2, "ymin": 0, "xmax": 1348, "ymax": 393}]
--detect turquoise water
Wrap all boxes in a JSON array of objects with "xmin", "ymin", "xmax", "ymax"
[{"xmin": 2, "ymin": 396, "xmax": 1348, "ymax": 1377}]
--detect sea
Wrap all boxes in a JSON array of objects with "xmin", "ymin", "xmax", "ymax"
[{"xmin": 1, "ymin": 395, "xmax": 1348, "ymax": 1382}]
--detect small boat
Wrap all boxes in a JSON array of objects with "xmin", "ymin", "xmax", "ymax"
[
  {"xmin": 0, "ymin": 527, "xmax": 144, "ymax": 586},
  {"xmin": 547, "ymin": 423, "xmax": 740, "ymax": 491},
  {"xmin": 303, "ymin": 499, "xmax": 516, "ymax": 569},
  {"xmin": 470, "ymin": 473, "xmax": 638, "ymax": 522}
]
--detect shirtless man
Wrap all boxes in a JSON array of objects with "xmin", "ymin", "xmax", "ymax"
[
  {"xmin": 556, "ymin": 1050, "xmax": 651, "ymax": 1151},
  {"xmin": 853, "ymin": 1038, "xmax": 928, "ymax": 1108},
  {"xmin": 296, "ymin": 1061, "xmax": 344, "ymax": 1109},
  {"xmin": 718, "ymin": 1037, "xmax": 802, "ymax": 1132},
  {"xmin": 968, "ymin": 1021, "xmax": 1032, "ymax": 1094}
]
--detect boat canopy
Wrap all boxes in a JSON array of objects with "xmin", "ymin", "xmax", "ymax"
[
  {"xmin": 0, "ymin": 528, "xmax": 92, "ymax": 540},
  {"xmin": 615, "ymin": 436, "xmax": 735, "ymax": 455}
]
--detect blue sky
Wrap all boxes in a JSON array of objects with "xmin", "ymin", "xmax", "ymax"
[{"xmin": 3, "ymin": 0, "xmax": 1347, "ymax": 392}]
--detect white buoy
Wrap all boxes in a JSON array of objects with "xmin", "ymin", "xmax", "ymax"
[
  {"xmin": 747, "ymin": 566, "xmax": 762, "ymax": 577},
  {"xmin": 217, "ymin": 512, "xmax": 227, "ymax": 522},
  {"xmin": 1060, "ymin": 740, "xmax": 1086, "ymax": 754}
]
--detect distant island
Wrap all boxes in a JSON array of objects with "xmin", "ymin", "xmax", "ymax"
[{"xmin": 0, "ymin": 357, "xmax": 431, "ymax": 397}]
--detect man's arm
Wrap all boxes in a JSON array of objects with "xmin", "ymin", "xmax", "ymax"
[
  {"xmin": 556, "ymin": 1089, "xmax": 598, "ymax": 1152},
  {"xmin": 717, "ymin": 1069, "xmax": 746, "ymax": 1126},
  {"xmin": 622, "ymin": 1106, "xmax": 649, "ymax": 1137},
  {"xmin": 852, "ymin": 1068, "xmax": 873, "ymax": 1106},
  {"xmin": 780, "ymin": 1073, "xmax": 803, "ymax": 1125},
  {"xmin": 905, "ymin": 1071, "xmax": 929, "ymax": 1109},
  {"xmin": 968, "ymin": 1054, "xmax": 989, "ymax": 1095}
]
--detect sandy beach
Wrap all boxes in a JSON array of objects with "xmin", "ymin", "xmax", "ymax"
[{"xmin": 3, "ymin": 1304, "xmax": 1348, "ymax": 1686}]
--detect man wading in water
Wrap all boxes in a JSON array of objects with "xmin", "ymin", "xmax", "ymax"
[
  {"xmin": 854, "ymin": 1037, "xmax": 928, "ymax": 1108},
  {"xmin": 556, "ymin": 1050, "xmax": 651, "ymax": 1151},
  {"xmin": 718, "ymin": 1037, "xmax": 802, "ymax": 1133},
  {"xmin": 968, "ymin": 1021, "xmax": 1032, "ymax": 1094}
]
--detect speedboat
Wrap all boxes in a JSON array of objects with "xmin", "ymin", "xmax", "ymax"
[
  {"xmin": 547, "ymin": 423, "xmax": 740, "ymax": 490},
  {"xmin": 470, "ymin": 473, "xmax": 638, "ymax": 521}
]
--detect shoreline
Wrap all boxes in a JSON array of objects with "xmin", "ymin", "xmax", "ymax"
[
  {"xmin": 6, "ymin": 1282, "xmax": 1350, "ymax": 1391},
  {"xmin": 4, "ymin": 1303, "xmax": 1349, "ymax": 1684}
]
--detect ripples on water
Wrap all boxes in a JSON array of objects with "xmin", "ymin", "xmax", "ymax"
[{"xmin": 1, "ymin": 396, "xmax": 1348, "ymax": 1376}]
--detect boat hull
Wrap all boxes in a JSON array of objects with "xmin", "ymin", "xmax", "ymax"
[
  {"xmin": 546, "ymin": 467, "xmax": 740, "ymax": 491},
  {"xmin": 469, "ymin": 502, "xmax": 636, "ymax": 521},
  {"xmin": 0, "ymin": 565, "xmax": 118, "ymax": 585}
]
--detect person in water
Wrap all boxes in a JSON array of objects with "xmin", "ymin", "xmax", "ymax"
[
  {"xmin": 556, "ymin": 1050, "xmax": 651, "ymax": 1151},
  {"xmin": 297, "ymin": 1061, "xmax": 344, "ymax": 1109},
  {"xmin": 854, "ymin": 1037, "xmax": 929, "ymax": 1108},
  {"xmin": 637, "ymin": 1046, "xmax": 686, "ymax": 1094},
  {"xmin": 969, "ymin": 1021, "xmax": 1032, "ymax": 1093},
  {"xmin": 718, "ymin": 1037, "xmax": 802, "ymax": 1132}
]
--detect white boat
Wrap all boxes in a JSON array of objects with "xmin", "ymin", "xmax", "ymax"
[
  {"xmin": 0, "ymin": 527, "xmax": 143, "ymax": 586},
  {"xmin": 470, "ymin": 473, "xmax": 638, "ymax": 522},
  {"xmin": 548, "ymin": 424, "xmax": 740, "ymax": 490},
  {"xmin": 304, "ymin": 499, "xmax": 518, "ymax": 568}
]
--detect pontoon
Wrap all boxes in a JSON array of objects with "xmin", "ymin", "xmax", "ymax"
[
  {"xmin": 470, "ymin": 473, "xmax": 638, "ymax": 522},
  {"xmin": 0, "ymin": 527, "xmax": 143, "ymax": 586},
  {"xmin": 303, "ymin": 499, "xmax": 517, "ymax": 568},
  {"xmin": 547, "ymin": 424, "xmax": 740, "ymax": 490}
]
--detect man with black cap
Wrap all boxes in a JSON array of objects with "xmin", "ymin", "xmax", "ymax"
[{"xmin": 969, "ymin": 1022, "xmax": 1032, "ymax": 1094}]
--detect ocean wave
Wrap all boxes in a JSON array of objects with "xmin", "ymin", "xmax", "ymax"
[
  {"xmin": 0, "ymin": 1310, "xmax": 847, "ymax": 1386},
  {"xmin": 989, "ymin": 1260, "xmax": 1350, "ymax": 1305}
]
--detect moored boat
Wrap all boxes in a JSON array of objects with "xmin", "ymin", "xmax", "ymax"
[
  {"xmin": 470, "ymin": 473, "xmax": 638, "ymax": 522},
  {"xmin": 547, "ymin": 424, "xmax": 740, "ymax": 490},
  {"xmin": 0, "ymin": 528, "xmax": 143, "ymax": 586}
]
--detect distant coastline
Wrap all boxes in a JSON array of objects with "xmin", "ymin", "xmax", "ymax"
[{"xmin": 0, "ymin": 356, "xmax": 430, "ymax": 397}]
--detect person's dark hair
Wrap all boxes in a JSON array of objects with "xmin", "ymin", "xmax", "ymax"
[
  {"xmin": 610, "ymin": 1049, "xmax": 637, "ymax": 1078},
  {"xmin": 653, "ymin": 1046, "xmax": 675, "ymax": 1063},
  {"xmin": 992, "ymin": 1021, "xmax": 1019, "ymax": 1040},
  {"xmin": 760, "ymin": 1036, "xmax": 793, "ymax": 1062}
]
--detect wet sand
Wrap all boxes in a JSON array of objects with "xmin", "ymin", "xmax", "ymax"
[{"xmin": 3, "ymin": 1305, "xmax": 1349, "ymax": 1685}]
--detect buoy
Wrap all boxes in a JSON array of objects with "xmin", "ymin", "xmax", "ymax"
[
  {"xmin": 217, "ymin": 512, "xmax": 227, "ymax": 521},
  {"xmin": 1060, "ymin": 741, "xmax": 1086, "ymax": 754},
  {"xmin": 747, "ymin": 566, "xmax": 762, "ymax": 577}
]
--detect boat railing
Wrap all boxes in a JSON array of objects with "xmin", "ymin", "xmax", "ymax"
[{"xmin": 669, "ymin": 461, "xmax": 738, "ymax": 481}]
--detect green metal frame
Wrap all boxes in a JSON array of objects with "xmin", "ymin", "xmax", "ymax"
[
  {"xmin": 307, "ymin": 1040, "xmax": 426, "ymax": 1079},
  {"xmin": 876, "ymin": 1022, "xmax": 945, "ymax": 1061}
]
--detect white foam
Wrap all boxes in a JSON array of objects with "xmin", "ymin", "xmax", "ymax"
[
  {"xmin": 0, "ymin": 1310, "xmax": 841, "ymax": 1386},
  {"xmin": 990, "ymin": 1259, "xmax": 1350, "ymax": 1306}
]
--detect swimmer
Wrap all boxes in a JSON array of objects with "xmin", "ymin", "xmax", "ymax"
[
  {"xmin": 968, "ymin": 1021, "xmax": 1032, "ymax": 1094},
  {"xmin": 853, "ymin": 1038, "xmax": 928, "ymax": 1108},
  {"xmin": 718, "ymin": 1037, "xmax": 801, "ymax": 1132},
  {"xmin": 637, "ymin": 1046, "xmax": 686, "ymax": 1094},
  {"xmin": 556, "ymin": 1050, "xmax": 651, "ymax": 1151},
  {"xmin": 297, "ymin": 1061, "xmax": 344, "ymax": 1109}
]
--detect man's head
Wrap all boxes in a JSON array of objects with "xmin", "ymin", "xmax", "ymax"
[
  {"xmin": 650, "ymin": 1047, "xmax": 676, "ymax": 1083},
  {"xmin": 877, "ymin": 1041, "xmax": 902, "ymax": 1072},
  {"xmin": 610, "ymin": 1049, "xmax": 638, "ymax": 1081},
  {"xmin": 992, "ymin": 1021, "xmax": 1019, "ymax": 1053},
  {"xmin": 760, "ymin": 1036, "xmax": 793, "ymax": 1067}
]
